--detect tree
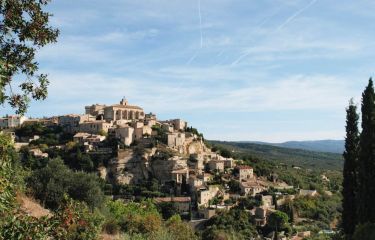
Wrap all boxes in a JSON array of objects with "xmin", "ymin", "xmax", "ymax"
[
  {"xmin": 166, "ymin": 215, "xmax": 197, "ymax": 240},
  {"xmin": 357, "ymin": 79, "xmax": 375, "ymax": 224},
  {"xmin": 0, "ymin": 0, "xmax": 59, "ymax": 114},
  {"xmin": 27, "ymin": 158, "xmax": 104, "ymax": 210},
  {"xmin": 342, "ymin": 99, "xmax": 360, "ymax": 237},
  {"xmin": 268, "ymin": 211, "xmax": 289, "ymax": 240}
]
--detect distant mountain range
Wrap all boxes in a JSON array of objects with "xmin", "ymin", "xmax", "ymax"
[{"xmin": 240, "ymin": 140, "xmax": 345, "ymax": 154}]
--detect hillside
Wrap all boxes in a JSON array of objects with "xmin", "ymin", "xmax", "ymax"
[
  {"xmin": 242, "ymin": 140, "xmax": 344, "ymax": 154},
  {"xmin": 210, "ymin": 140, "xmax": 343, "ymax": 171}
]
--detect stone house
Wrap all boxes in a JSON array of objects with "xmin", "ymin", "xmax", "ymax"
[
  {"xmin": 169, "ymin": 119, "xmax": 187, "ymax": 131},
  {"xmin": 73, "ymin": 132, "xmax": 106, "ymax": 145},
  {"xmin": 188, "ymin": 175, "xmax": 204, "ymax": 192},
  {"xmin": 240, "ymin": 181, "xmax": 264, "ymax": 196},
  {"xmin": 79, "ymin": 120, "xmax": 112, "ymax": 134},
  {"xmin": 58, "ymin": 114, "xmax": 94, "ymax": 133},
  {"xmin": 172, "ymin": 168, "xmax": 189, "ymax": 184},
  {"xmin": 198, "ymin": 186, "xmax": 220, "ymax": 207},
  {"xmin": 208, "ymin": 160, "xmax": 225, "ymax": 172},
  {"xmin": 114, "ymin": 126, "xmax": 134, "ymax": 146},
  {"xmin": 0, "ymin": 115, "xmax": 27, "ymax": 129},
  {"xmin": 167, "ymin": 132, "xmax": 185, "ymax": 148},
  {"xmin": 237, "ymin": 165, "xmax": 254, "ymax": 181},
  {"xmin": 224, "ymin": 158, "xmax": 235, "ymax": 168}
]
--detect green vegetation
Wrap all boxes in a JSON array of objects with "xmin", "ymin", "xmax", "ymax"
[
  {"xmin": 210, "ymin": 140, "xmax": 343, "ymax": 171},
  {"xmin": 341, "ymin": 100, "xmax": 359, "ymax": 237},
  {"xmin": 0, "ymin": 0, "xmax": 59, "ymax": 114},
  {"xmin": 202, "ymin": 208, "xmax": 257, "ymax": 240},
  {"xmin": 27, "ymin": 157, "xmax": 105, "ymax": 210}
]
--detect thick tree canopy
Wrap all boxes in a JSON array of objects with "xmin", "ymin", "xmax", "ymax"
[{"xmin": 0, "ymin": 0, "xmax": 59, "ymax": 114}]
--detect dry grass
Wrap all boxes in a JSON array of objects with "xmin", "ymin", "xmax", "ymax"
[{"xmin": 17, "ymin": 194, "xmax": 51, "ymax": 218}]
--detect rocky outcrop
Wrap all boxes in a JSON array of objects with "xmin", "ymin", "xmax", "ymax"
[{"xmin": 106, "ymin": 149, "xmax": 149, "ymax": 184}]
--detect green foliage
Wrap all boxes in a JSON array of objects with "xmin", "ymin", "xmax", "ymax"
[
  {"xmin": 202, "ymin": 208, "xmax": 257, "ymax": 240},
  {"xmin": 210, "ymin": 141, "xmax": 343, "ymax": 171},
  {"xmin": 106, "ymin": 199, "xmax": 162, "ymax": 235},
  {"xmin": 27, "ymin": 158, "xmax": 104, "ymax": 210},
  {"xmin": 50, "ymin": 197, "xmax": 104, "ymax": 240},
  {"xmin": 357, "ymin": 79, "xmax": 375, "ymax": 224},
  {"xmin": 352, "ymin": 222, "xmax": 375, "ymax": 240},
  {"xmin": 157, "ymin": 202, "xmax": 179, "ymax": 220},
  {"xmin": 237, "ymin": 196, "xmax": 261, "ymax": 210},
  {"xmin": 293, "ymin": 195, "xmax": 341, "ymax": 228},
  {"xmin": 342, "ymin": 100, "xmax": 360, "ymax": 236},
  {"xmin": 0, "ymin": 133, "xmax": 16, "ymax": 213},
  {"xmin": 0, "ymin": 0, "xmax": 59, "ymax": 114},
  {"xmin": 267, "ymin": 210, "xmax": 290, "ymax": 232},
  {"xmin": 165, "ymin": 215, "xmax": 197, "ymax": 240},
  {"xmin": 0, "ymin": 213, "xmax": 52, "ymax": 240}
]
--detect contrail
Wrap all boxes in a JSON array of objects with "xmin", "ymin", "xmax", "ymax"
[
  {"xmin": 186, "ymin": 52, "xmax": 198, "ymax": 65},
  {"xmin": 277, "ymin": 0, "xmax": 318, "ymax": 30},
  {"xmin": 198, "ymin": 0, "xmax": 203, "ymax": 48}
]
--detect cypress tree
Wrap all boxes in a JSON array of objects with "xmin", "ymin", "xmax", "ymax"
[
  {"xmin": 342, "ymin": 99, "xmax": 360, "ymax": 237},
  {"xmin": 357, "ymin": 79, "xmax": 375, "ymax": 224}
]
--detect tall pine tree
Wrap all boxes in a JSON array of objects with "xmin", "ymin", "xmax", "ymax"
[
  {"xmin": 358, "ymin": 79, "xmax": 375, "ymax": 224},
  {"xmin": 342, "ymin": 99, "xmax": 359, "ymax": 237}
]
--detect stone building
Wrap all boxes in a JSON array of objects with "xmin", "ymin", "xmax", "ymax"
[
  {"xmin": 169, "ymin": 119, "xmax": 187, "ymax": 131},
  {"xmin": 198, "ymin": 186, "xmax": 220, "ymax": 207},
  {"xmin": 208, "ymin": 160, "xmax": 225, "ymax": 172},
  {"xmin": 79, "ymin": 120, "xmax": 112, "ymax": 134},
  {"xmin": 131, "ymin": 122, "xmax": 152, "ymax": 139},
  {"xmin": 237, "ymin": 165, "xmax": 254, "ymax": 181},
  {"xmin": 85, "ymin": 98, "xmax": 145, "ymax": 122},
  {"xmin": 240, "ymin": 181, "xmax": 264, "ymax": 196},
  {"xmin": 167, "ymin": 132, "xmax": 185, "ymax": 148},
  {"xmin": 73, "ymin": 132, "xmax": 105, "ymax": 145},
  {"xmin": 106, "ymin": 98, "xmax": 144, "ymax": 121},
  {"xmin": 172, "ymin": 168, "xmax": 189, "ymax": 184},
  {"xmin": 85, "ymin": 104, "xmax": 106, "ymax": 116},
  {"xmin": 58, "ymin": 114, "xmax": 94, "ymax": 133},
  {"xmin": 0, "ymin": 115, "xmax": 27, "ymax": 129},
  {"xmin": 114, "ymin": 126, "xmax": 134, "ymax": 146}
]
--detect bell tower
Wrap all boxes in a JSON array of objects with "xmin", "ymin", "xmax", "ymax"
[{"xmin": 120, "ymin": 97, "xmax": 128, "ymax": 105}]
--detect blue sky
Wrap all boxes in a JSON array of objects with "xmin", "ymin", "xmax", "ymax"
[{"xmin": 2, "ymin": 0, "xmax": 375, "ymax": 142}]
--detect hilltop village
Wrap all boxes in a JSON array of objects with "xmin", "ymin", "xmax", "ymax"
[{"xmin": 1, "ymin": 98, "xmax": 336, "ymax": 239}]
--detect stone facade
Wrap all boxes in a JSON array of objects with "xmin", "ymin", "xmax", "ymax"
[
  {"xmin": 208, "ymin": 160, "xmax": 225, "ymax": 172},
  {"xmin": 167, "ymin": 132, "xmax": 185, "ymax": 148},
  {"xmin": 0, "ymin": 115, "xmax": 27, "ymax": 129},
  {"xmin": 114, "ymin": 126, "xmax": 134, "ymax": 146},
  {"xmin": 237, "ymin": 165, "xmax": 254, "ymax": 181},
  {"xmin": 58, "ymin": 114, "xmax": 94, "ymax": 133},
  {"xmin": 240, "ymin": 181, "xmax": 264, "ymax": 196},
  {"xmin": 79, "ymin": 120, "xmax": 112, "ymax": 134},
  {"xmin": 198, "ymin": 186, "xmax": 219, "ymax": 207}
]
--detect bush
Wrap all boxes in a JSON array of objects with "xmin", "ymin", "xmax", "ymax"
[
  {"xmin": 102, "ymin": 219, "xmax": 120, "ymax": 235},
  {"xmin": 27, "ymin": 158, "xmax": 104, "ymax": 210},
  {"xmin": 50, "ymin": 197, "xmax": 104, "ymax": 240}
]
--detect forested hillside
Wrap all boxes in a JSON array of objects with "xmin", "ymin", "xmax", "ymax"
[{"xmin": 209, "ymin": 141, "xmax": 343, "ymax": 171}]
